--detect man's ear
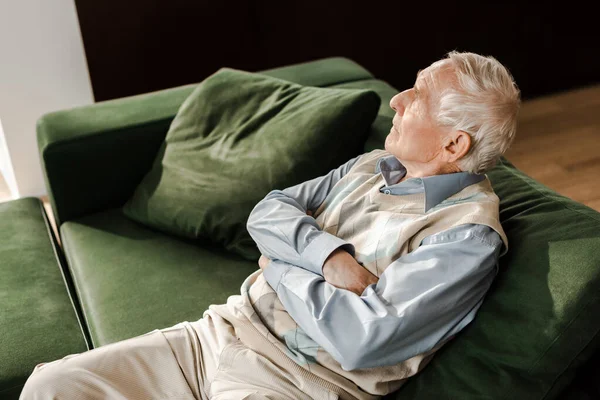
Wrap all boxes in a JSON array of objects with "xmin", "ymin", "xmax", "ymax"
[{"xmin": 444, "ymin": 130, "xmax": 472, "ymax": 163}]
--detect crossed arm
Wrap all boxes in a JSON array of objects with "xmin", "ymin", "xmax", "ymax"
[
  {"xmin": 258, "ymin": 210, "xmax": 378, "ymax": 296},
  {"xmin": 246, "ymin": 156, "xmax": 503, "ymax": 371}
]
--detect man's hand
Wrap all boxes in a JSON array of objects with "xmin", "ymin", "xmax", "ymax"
[
  {"xmin": 258, "ymin": 254, "xmax": 270, "ymax": 271},
  {"xmin": 310, "ymin": 208, "xmax": 379, "ymax": 295},
  {"xmin": 257, "ymin": 208, "xmax": 378, "ymax": 296},
  {"xmin": 323, "ymin": 248, "xmax": 379, "ymax": 296}
]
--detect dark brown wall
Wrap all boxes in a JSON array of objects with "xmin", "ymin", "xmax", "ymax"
[{"xmin": 74, "ymin": 1, "xmax": 597, "ymax": 102}]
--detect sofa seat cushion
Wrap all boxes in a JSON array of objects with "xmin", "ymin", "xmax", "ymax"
[
  {"xmin": 0, "ymin": 198, "xmax": 88, "ymax": 399},
  {"xmin": 60, "ymin": 208, "xmax": 257, "ymax": 347}
]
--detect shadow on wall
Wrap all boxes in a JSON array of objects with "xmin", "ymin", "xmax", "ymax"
[{"xmin": 0, "ymin": 172, "xmax": 12, "ymax": 202}]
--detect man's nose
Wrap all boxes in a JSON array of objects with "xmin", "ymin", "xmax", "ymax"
[{"xmin": 389, "ymin": 91, "xmax": 408, "ymax": 116}]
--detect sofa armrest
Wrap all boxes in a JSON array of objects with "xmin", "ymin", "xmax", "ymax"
[
  {"xmin": 37, "ymin": 57, "xmax": 374, "ymax": 228},
  {"xmin": 37, "ymin": 84, "xmax": 198, "ymax": 227}
]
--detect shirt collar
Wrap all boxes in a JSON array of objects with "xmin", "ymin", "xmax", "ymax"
[{"xmin": 375, "ymin": 154, "xmax": 486, "ymax": 212}]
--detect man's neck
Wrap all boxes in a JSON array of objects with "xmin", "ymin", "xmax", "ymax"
[{"xmin": 400, "ymin": 160, "xmax": 461, "ymax": 181}]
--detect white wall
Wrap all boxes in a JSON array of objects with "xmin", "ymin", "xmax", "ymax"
[
  {"xmin": 0, "ymin": 118, "xmax": 18, "ymax": 198},
  {"xmin": 0, "ymin": 0, "xmax": 94, "ymax": 199}
]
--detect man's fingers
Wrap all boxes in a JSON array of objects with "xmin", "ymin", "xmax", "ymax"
[{"xmin": 258, "ymin": 255, "xmax": 270, "ymax": 270}]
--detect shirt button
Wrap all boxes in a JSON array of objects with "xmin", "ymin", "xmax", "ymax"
[{"xmin": 384, "ymin": 190, "xmax": 391, "ymax": 195}]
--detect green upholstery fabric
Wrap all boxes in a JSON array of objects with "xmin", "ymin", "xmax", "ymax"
[
  {"xmin": 60, "ymin": 208, "xmax": 257, "ymax": 347},
  {"xmin": 123, "ymin": 68, "xmax": 380, "ymax": 260},
  {"xmin": 559, "ymin": 348, "xmax": 600, "ymax": 399},
  {"xmin": 559, "ymin": 351, "xmax": 600, "ymax": 400},
  {"xmin": 0, "ymin": 198, "xmax": 88, "ymax": 398},
  {"xmin": 258, "ymin": 56, "xmax": 374, "ymax": 87},
  {"xmin": 36, "ymin": 57, "xmax": 373, "ymax": 228},
  {"xmin": 327, "ymin": 79, "xmax": 398, "ymax": 152}
]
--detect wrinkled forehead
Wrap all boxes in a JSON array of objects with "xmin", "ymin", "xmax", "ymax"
[
  {"xmin": 417, "ymin": 59, "xmax": 456, "ymax": 107},
  {"xmin": 418, "ymin": 59, "xmax": 455, "ymax": 90}
]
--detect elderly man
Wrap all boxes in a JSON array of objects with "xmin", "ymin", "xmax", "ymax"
[{"xmin": 20, "ymin": 51, "xmax": 519, "ymax": 400}]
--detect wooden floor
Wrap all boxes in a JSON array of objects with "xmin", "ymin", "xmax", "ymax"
[
  {"xmin": 1, "ymin": 83, "xmax": 600, "ymax": 234},
  {"xmin": 505, "ymin": 83, "xmax": 600, "ymax": 211}
]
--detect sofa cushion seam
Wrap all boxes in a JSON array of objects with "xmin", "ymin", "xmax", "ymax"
[
  {"xmin": 39, "ymin": 201, "xmax": 93, "ymax": 350},
  {"xmin": 59, "ymin": 226, "xmax": 96, "ymax": 349}
]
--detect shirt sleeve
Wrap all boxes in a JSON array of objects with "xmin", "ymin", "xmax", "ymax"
[
  {"xmin": 262, "ymin": 223, "xmax": 503, "ymax": 371},
  {"xmin": 247, "ymin": 155, "xmax": 360, "ymax": 276}
]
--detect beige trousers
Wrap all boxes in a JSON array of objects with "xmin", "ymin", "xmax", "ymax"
[{"xmin": 19, "ymin": 309, "xmax": 338, "ymax": 400}]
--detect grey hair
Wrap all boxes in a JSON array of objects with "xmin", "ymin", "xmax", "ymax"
[{"xmin": 431, "ymin": 51, "xmax": 521, "ymax": 174}]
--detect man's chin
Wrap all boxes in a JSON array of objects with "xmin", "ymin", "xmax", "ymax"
[{"xmin": 384, "ymin": 135, "xmax": 392, "ymax": 151}]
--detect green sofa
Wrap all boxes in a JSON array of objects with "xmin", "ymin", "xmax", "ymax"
[{"xmin": 2, "ymin": 57, "xmax": 600, "ymax": 399}]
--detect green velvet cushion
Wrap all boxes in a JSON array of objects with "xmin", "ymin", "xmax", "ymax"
[
  {"xmin": 60, "ymin": 208, "xmax": 258, "ymax": 347},
  {"xmin": 394, "ymin": 158, "xmax": 600, "ymax": 400},
  {"xmin": 0, "ymin": 198, "xmax": 88, "ymax": 398},
  {"xmin": 123, "ymin": 68, "xmax": 380, "ymax": 260}
]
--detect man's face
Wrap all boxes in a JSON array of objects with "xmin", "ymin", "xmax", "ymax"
[{"xmin": 385, "ymin": 62, "xmax": 454, "ymax": 165}]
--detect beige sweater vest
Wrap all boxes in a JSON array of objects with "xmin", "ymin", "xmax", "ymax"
[{"xmin": 212, "ymin": 149, "xmax": 508, "ymax": 400}]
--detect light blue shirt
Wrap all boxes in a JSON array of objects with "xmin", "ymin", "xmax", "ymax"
[{"xmin": 246, "ymin": 153, "xmax": 503, "ymax": 371}]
